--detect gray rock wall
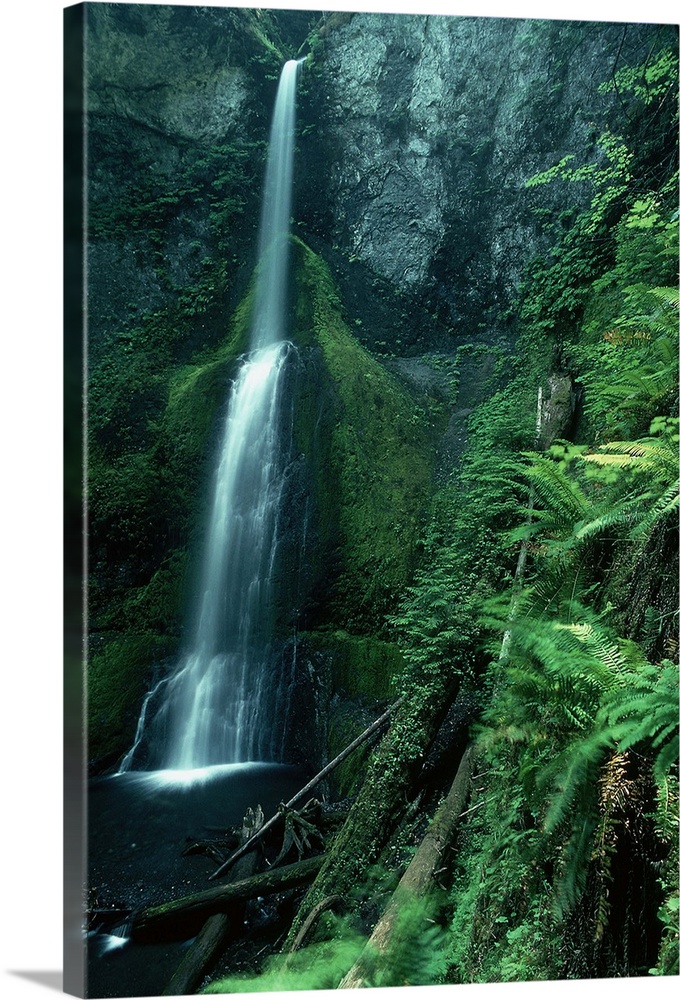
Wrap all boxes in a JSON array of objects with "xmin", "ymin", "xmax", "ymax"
[
  {"xmin": 83, "ymin": 6, "xmax": 664, "ymax": 345},
  {"xmin": 312, "ymin": 13, "xmax": 659, "ymax": 332},
  {"xmin": 86, "ymin": 4, "xmax": 250, "ymax": 145},
  {"xmin": 83, "ymin": 3, "xmax": 286, "ymax": 353}
]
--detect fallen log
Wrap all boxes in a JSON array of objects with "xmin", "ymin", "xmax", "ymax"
[
  {"xmin": 209, "ymin": 698, "xmax": 403, "ymax": 881},
  {"xmin": 339, "ymin": 745, "xmax": 474, "ymax": 988},
  {"xmin": 163, "ymin": 805, "xmax": 266, "ymax": 994},
  {"xmin": 163, "ymin": 913, "xmax": 230, "ymax": 996},
  {"xmin": 132, "ymin": 855, "xmax": 325, "ymax": 944},
  {"xmin": 283, "ymin": 678, "xmax": 460, "ymax": 948}
]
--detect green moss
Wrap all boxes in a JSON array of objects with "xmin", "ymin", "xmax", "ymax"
[
  {"xmin": 88, "ymin": 632, "xmax": 175, "ymax": 765},
  {"xmin": 161, "ymin": 355, "xmax": 234, "ymax": 486},
  {"xmin": 161, "ymin": 287, "xmax": 252, "ymax": 465},
  {"xmin": 291, "ymin": 626, "xmax": 407, "ymax": 796},
  {"xmin": 318, "ymin": 629, "xmax": 403, "ymax": 702},
  {"xmin": 122, "ymin": 550, "xmax": 189, "ymax": 635},
  {"xmin": 326, "ymin": 705, "xmax": 373, "ymax": 799},
  {"xmin": 292, "ymin": 239, "xmax": 435, "ymax": 626}
]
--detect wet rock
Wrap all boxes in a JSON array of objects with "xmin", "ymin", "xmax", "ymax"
[
  {"xmin": 315, "ymin": 14, "xmax": 657, "ymax": 333},
  {"xmin": 537, "ymin": 373, "xmax": 576, "ymax": 449}
]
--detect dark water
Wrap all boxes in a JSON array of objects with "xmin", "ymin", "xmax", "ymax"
[{"xmin": 86, "ymin": 763, "xmax": 309, "ymax": 998}]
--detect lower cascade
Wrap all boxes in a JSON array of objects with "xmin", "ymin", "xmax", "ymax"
[
  {"xmin": 120, "ymin": 59, "xmax": 303, "ymax": 774},
  {"xmin": 122, "ymin": 341, "xmax": 294, "ymax": 772}
]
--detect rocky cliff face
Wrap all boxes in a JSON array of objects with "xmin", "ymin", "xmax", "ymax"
[
  {"xmin": 309, "ymin": 13, "xmax": 660, "ymax": 334},
  {"xmin": 86, "ymin": 5, "xmax": 249, "ymax": 144},
  {"xmin": 84, "ymin": 6, "xmax": 664, "ymax": 348},
  {"xmin": 84, "ymin": 3, "xmax": 311, "ymax": 354}
]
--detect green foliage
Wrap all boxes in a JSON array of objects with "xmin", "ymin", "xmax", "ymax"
[
  {"xmin": 204, "ymin": 916, "xmax": 364, "ymax": 993},
  {"xmin": 570, "ymin": 197, "xmax": 678, "ymax": 442},
  {"xmin": 599, "ymin": 47, "xmax": 679, "ymax": 109},
  {"xmin": 357, "ymin": 897, "xmax": 449, "ymax": 989},
  {"xmin": 520, "ymin": 135, "xmax": 635, "ymax": 339},
  {"xmin": 239, "ymin": 7, "xmax": 287, "ymax": 64},
  {"xmin": 389, "ymin": 486, "xmax": 494, "ymax": 693},
  {"xmin": 389, "ymin": 341, "xmax": 548, "ymax": 702},
  {"xmin": 326, "ymin": 706, "xmax": 372, "ymax": 799},
  {"xmin": 509, "ymin": 429, "xmax": 677, "ymax": 600},
  {"xmin": 90, "ymin": 136, "xmax": 263, "ymax": 304},
  {"xmin": 205, "ymin": 894, "xmax": 449, "ymax": 994},
  {"xmin": 485, "ymin": 601, "xmax": 676, "ymax": 827},
  {"xmin": 442, "ymin": 56, "xmax": 677, "ymax": 975},
  {"xmin": 604, "ymin": 660, "xmax": 679, "ymax": 784},
  {"xmin": 449, "ymin": 403, "xmax": 679, "ymax": 976},
  {"xmin": 527, "ymin": 131, "xmax": 634, "ymax": 235},
  {"xmin": 446, "ymin": 586, "xmax": 677, "ymax": 979},
  {"xmin": 520, "ymin": 36, "xmax": 678, "ymax": 349},
  {"xmin": 445, "ymin": 740, "xmax": 563, "ymax": 983}
]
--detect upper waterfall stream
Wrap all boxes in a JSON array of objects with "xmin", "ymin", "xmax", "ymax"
[{"xmin": 120, "ymin": 59, "xmax": 302, "ymax": 775}]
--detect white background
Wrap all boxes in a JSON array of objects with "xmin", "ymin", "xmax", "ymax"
[{"xmin": 0, "ymin": 1, "xmax": 676, "ymax": 998}]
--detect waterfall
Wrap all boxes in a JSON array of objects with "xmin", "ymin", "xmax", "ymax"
[
  {"xmin": 120, "ymin": 59, "xmax": 302, "ymax": 773},
  {"xmin": 252, "ymin": 58, "xmax": 300, "ymax": 349}
]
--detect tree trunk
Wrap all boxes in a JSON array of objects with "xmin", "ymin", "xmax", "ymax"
[
  {"xmin": 163, "ymin": 913, "xmax": 230, "ymax": 996},
  {"xmin": 339, "ymin": 745, "xmax": 474, "ymax": 988}
]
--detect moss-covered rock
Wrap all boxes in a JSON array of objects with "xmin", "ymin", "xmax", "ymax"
[
  {"xmin": 155, "ymin": 288, "xmax": 254, "ymax": 499},
  {"xmin": 293, "ymin": 239, "xmax": 435, "ymax": 628},
  {"xmin": 324, "ymin": 629, "xmax": 404, "ymax": 702},
  {"xmin": 326, "ymin": 701, "xmax": 375, "ymax": 799},
  {"xmin": 317, "ymin": 629, "xmax": 406, "ymax": 796}
]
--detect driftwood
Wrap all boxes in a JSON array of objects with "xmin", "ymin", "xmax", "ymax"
[
  {"xmin": 132, "ymin": 855, "xmax": 325, "ymax": 943},
  {"xmin": 339, "ymin": 745, "xmax": 474, "ymax": 988},
  {"xmin": 163, "ymin": 805, "xmax": 266, "ymax": 994},
  {"xmin": 182, "ymin": 840, "xmax": 230, "ymax": 865},
  {"xmin": 209, "ymin": 698, "xmax": 403, "ymax": 881}
]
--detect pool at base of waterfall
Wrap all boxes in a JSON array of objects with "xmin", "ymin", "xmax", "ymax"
[{"xmin": 87, "ymin": 762, "xmax": 310, "ymax": 998}]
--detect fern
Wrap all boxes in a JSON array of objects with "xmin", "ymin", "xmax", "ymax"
[
  {"xmin": 581, "ymin": 428, "xmax": 678, "ymax": 481},
  {"xmin": 521, "ymin": 454, "xmax": 591, "ymax": 531},
  {"xmin": 631, "ymin": 477, "xmax": 680, "ymax": 543},
  {"xmin": 362, "ymin": 897, "xmax": 449, "ymax": 988},
  {"xmin": 552, "ymin": 815, "xmax": 598, "ymax": 921},
  {"xmin": 603, "ymin": 660, "xmax": 679, "ymax": 785},
  {"xmin": 481, "ymin": 576, "xmax": 678, "ymax": 930}
]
